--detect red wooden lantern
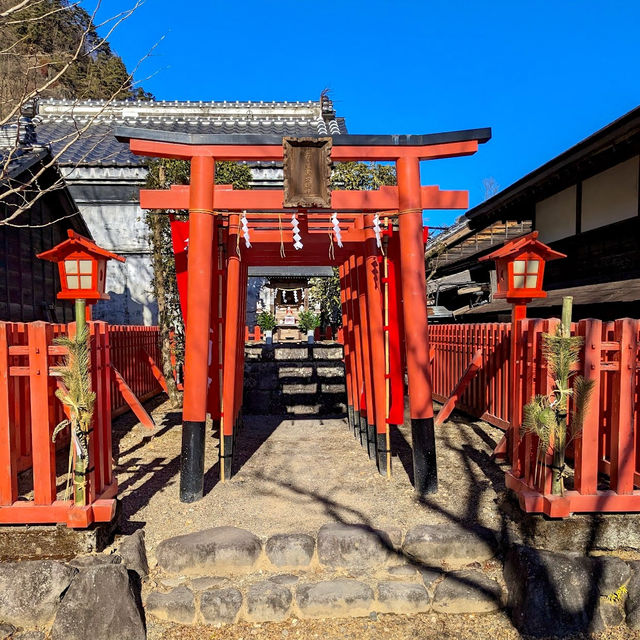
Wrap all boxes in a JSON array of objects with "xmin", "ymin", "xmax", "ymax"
[
  {"xmin": 479, "ymin": 231, "xmax": 565, "ymax": 303},
  {"xmin": 37, "ymin": 230, "xmax": 125, "ymax": 302}
]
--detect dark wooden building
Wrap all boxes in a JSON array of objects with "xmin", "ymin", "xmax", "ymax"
[
  {"xmin": 427, "ymin": 105, "xmax": 640, "ymax": 321},
  {"xmin": 0, "ymin": 148, "xmax": 92, "ymax": 322}
]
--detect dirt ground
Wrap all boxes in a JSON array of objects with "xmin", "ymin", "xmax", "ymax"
[
  {"xmin": 110, "ymin": 400, "xmax": 640, "ymax": 640},
  {"xmin": 112, "ymin": 399, "xmax": 505, "ymax": 551}
]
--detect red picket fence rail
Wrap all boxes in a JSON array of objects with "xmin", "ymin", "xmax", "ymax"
[
  {"xmin": 429, "ymin": 318, "xmax": 640, "ymax": 516},
  {"xmin": 0, "ymin": 321, "xmax": 164, "ymax": 527},
  {"xmin": 429, "ymin": 323, "xmax": 512, "ymax": 430},
  {"xmin": 108, "ymin": 325, "xmax": 163, "ymax": 416}
]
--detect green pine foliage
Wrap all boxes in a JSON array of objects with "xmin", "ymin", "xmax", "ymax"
[
  {"xmin": 52, "ymin": 325, "xmax": 95, "ymax": 505},
  {"xmin": 297, "ymin": 310, "xmax": 321, "ymax": 333},
  {"xmin": 256, "ymin": 311, "xmax": 276, "ymax": 332},
  {"xmin": 522, "ymin": 327, "xmax": 595, "ymax": 494}
]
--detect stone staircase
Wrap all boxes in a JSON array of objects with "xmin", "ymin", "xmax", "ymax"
[{"xmin": 243, "ymin": 343, "xmax": 347, "ymax": 416}]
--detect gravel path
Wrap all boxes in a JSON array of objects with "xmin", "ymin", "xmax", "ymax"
[
  {"xmin": 112, "ymin": 400, "xmax": 506, "ymax": 551},
  {"xmin": 112, "ymin": 400, "xmax": 640, "ymax": 639}
]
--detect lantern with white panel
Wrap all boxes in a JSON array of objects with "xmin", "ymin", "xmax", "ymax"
[
  {"xmin": 482, "ymin": 231, "xmax": 565, "ymax": 303},
  {"xmin": 37, "ymin": 229, "xmax": 125, "ymax": 329}
]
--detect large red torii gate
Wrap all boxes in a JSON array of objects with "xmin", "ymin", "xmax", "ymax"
[{"xmin": 115, "ymin": 126, "xmax": 491, "ymax": 502}]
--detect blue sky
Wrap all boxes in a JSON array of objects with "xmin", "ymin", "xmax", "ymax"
[{"xmin": 99, "ymin": 1, "xmax": 640, "ymax": 227}]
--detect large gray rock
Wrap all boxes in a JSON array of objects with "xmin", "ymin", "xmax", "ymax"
[
  {"xmin": 155, "ymin": 526, "xmax": 262, "ymax": 575},
  {"xmin": 0, "ymin": 560, "xmax": 77, "ymax": 626},
  {"xmin": 246, "ymin": 581, "xmax": 292, "ymax": 622},
  {"xmin": 376, "ymin": 581, "xmax": 430, "ymax": 614},
  {"xmin": 297, "ymin": 579, "xmax": 373, "ymax": 618},
  {"xmin": 68, "ymin": 554, "xmax": 121, "ymax": 569},
  {"xmin": 51, "ymin": 564, "xmax": 145, "ymax": 640},
  {"xmin": 266, "ymin": 533, "xmax": 314, "ymax": 569},
  {"xmin": 118, "ymin": 530, "xmax": 149, "ymax": 579},
  {"xmin": 317, "ymin": 523, "xmax": 393, "ymax": 569},
  {"xmin": 433, "ymin": 570, "xmax": 502, "ymax": 614},
  {"xmin": 402, "ymin": 524, "xmax": 497, "ymax": 568},
  {"xmin": 625, "ymin": 560, "xmax": 640, "ymax": 629},
  {"xmin": 200, "ymin": 587, "xmax": 243, "ymax": 625},
  {"xmin": 504, "ymin": 545, "xmax": 631, "ymax": 636},
  {"xmin": 146, "ymin": 586, "xmax": 196, "ymax": 624}
]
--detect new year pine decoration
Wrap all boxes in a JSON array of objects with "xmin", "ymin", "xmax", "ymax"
[
  {"xmin": 52, "ymin": 326, "xmax": 96, "ymax": 506},
  {"xmin": 522, "ymin": 297, "xmax": 595, "ymax": 495}
]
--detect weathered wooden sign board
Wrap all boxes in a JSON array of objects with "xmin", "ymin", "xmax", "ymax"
[{"xmin": 283, "ymin": 137, "xmax": 332, "ymax": 208}]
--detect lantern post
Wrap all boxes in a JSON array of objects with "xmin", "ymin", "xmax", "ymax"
[{"xmin": 480, "ymin": 231, "xmax": 565, "ymax": 469}]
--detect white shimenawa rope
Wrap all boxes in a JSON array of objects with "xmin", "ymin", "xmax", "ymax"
[
  {"xmin": 331, "ymin": 211, "xmax": 343, "ymax": 248},
  {"xmin": 241, "ymin": 210, "xmax": 251, "ymax": 248},
  {"xmin": 373, "ymin": 213, "xmax": 382, "ymax": 249},
  {"xmin": 291, "ymin": 213, "xmax": 303, "ymax": 250}
]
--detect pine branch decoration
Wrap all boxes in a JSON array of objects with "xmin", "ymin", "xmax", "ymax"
[{"xmin": 53, "ymin": 325, "xmax": 95, "ymax": 505}]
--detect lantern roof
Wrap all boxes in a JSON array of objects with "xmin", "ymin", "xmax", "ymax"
[
  {"xmin": 478, "ymin": 231, "xmax": 566, "ymax": 263},
  {"xmin": 37, "ymin": 229, "xmax": 125, "ymax": 263}
]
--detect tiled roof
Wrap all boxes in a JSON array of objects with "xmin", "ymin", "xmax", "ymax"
[{"xmin": 31, "ymin": 98, "xmax": 348, "ymax": 167}]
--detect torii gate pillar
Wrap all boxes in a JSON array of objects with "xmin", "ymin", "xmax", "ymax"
[
  {"xmin": 396, "ymin": 156, "xmax": 437, "ymax": 495},
  {"xmin": 180, "ymin": 156, "xmax": 215, "ymax": 502}
]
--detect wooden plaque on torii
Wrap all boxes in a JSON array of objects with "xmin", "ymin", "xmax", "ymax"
[{"xmin": 282, "ymin": 137, "xmax": 332, "ymax": 208}]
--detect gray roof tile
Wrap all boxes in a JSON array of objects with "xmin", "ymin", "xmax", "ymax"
[{"xmin": 30, "ymin": 98, "xmax": 348, "ymax": 167}]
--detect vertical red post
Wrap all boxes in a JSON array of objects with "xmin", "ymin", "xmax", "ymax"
[
  {"xmin": 510, "ymin": 302, "xmax": 527, "ymax": 477},
  {"xmin": 574, "ymin": 319, "xmax": 601, "ymax": 494},
  {"xmin": 396, "ymin": 156, "xmax": 437, "ymax": 495},
  {"xmin": 221, "ymin": 213, "xmax": 241, "ymax": 481},
  {"xmin": 339, "ymin": 263, "xmax": 354, "ymax": 432},
  {"xmin": 180, "ymin": 155, "xmax": 215, "ymax": 502},
  {"xmin": 610, "ymin": 318, "xmax": 637, "ymax": 494},
  {"xmin": 356, "ymin": 252, "xmax": 376, "ymax": 458},
  {"xmin": 206, "ymin": 216, "xmax": 220, "ymax": 425},
  {"xmin": 346, "ymin": 256, "xmax": 362, "ymax": 439},
  {"xmin": 364, "ymin": 214, "xmax": 388, "ymax": 474},
  {"xmin": 0, "ymin": 323, "xmax": 17, "ymax": 505},
  {"xmin": 349, "ymin": 254, "xmax": 367, "ymax": 444},
  {"xmin": 28, "ymin": 322, "xmax": 56, "ymax": 505},
  {"xmin": 385, "ymin": 231, "xmax": 405, "ymax": 427}
]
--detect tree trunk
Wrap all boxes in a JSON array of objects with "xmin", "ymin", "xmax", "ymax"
[{"xmin": 149, "ymin": 213, "xmax": 182, "ymax": 408}]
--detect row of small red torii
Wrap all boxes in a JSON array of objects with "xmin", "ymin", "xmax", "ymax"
[{"xmin": 117, "ymin": 124, "xmax": 492, "ymax": 502}]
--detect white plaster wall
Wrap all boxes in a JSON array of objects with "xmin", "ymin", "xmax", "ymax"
[
  {"xmin": 92, "ymin": 256, "xmax": 156, "ymax": 325},
  {"xmin": 75, "ymin": 200, "xmax": 156, "ymax": 325},
  {"xmin": 582, "ymin": 156, "xmax": 639, "ymax": 233},
  {"xmin": 535, "ymin": 185, "xmax": 577, "ymax": 243}
]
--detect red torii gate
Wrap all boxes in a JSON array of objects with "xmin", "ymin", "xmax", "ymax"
[{"xmin": 115, "ymin": 126, "xmax": 491, "ymax": 502}]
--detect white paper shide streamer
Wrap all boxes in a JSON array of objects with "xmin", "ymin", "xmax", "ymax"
[
  {"xmin": 373, "ymin": 213, "xmax": 382, "ymax": 249},
  {"xmin": 241, "ymin": 210, "xmax": 251, "ymax": 248},
  {"xmin": 291, "ymin": 213, "xmax": 303, "ymax": 250},
  {"xmin": 331, "ymin": 212, "xmax": 343, "ymax": 248}
]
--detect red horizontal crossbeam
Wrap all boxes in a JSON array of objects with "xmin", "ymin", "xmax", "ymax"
[
  {"xmin": 140, "ymin": 184, "xmax": 468, "ymax": 212},
  {"xmin": 130, "ymin": 138, "xmax": 479, "ymax": 162}
]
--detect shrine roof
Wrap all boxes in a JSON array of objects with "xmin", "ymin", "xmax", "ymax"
[
  {"xmin": 114, "ymin": 127, "xmax": 492, "ymax": 148},
  {"xmin": 28, "ymin": 98, "xmax": 348, "ymax": 167}
]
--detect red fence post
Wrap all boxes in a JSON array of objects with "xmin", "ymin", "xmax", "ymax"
[
  {"xmin": 28, "ymin": 322, "xmax": 56, "ymax": 505},
  {"xmin": 610, "ymin": 318, "xmax": 637, "ymax": 494},
  {"xmin": 574, "ymin": 319, "xmax": 602, "ymax": 495},
  {"xmin": 0, "ymin": 323, "xmax": 17, "ymax": 505}
]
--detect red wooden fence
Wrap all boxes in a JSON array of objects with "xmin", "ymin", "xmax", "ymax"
[
  {"xmin": 429, "ymin": 323, "xmax": 512, "ymax": 430},
  {"xmin": 109, "ymin": 325, "xmax": 163, "ymax": 416},
  {"xmin": 429, "ymin": 318, "xmax": 640, "ymax": 516},
  {"xmin": 0, "ymin": 322, "xmax": 163, "ymax": 527}
]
